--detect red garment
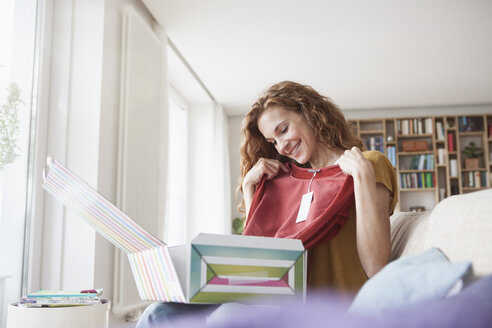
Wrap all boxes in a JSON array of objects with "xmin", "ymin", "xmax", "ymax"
[{"xmin": 243, "ymin": 163, "xmax": 354, "ymax": 249}]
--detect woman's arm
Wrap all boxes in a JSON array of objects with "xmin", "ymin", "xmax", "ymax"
[{"xmin": 338, "ymin": 147, "xmax": 392, "ymax": 277}]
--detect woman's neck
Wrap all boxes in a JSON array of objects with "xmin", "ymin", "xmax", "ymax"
[{"xmin": 309, "ymin": 147, "xmax": 344, "ymax": 169}]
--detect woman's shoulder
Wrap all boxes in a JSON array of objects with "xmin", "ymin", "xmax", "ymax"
[{"xmin": 362, "ymin": 150, "xmax": 391, "ymax": 168}]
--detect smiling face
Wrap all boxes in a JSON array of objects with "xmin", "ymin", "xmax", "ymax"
[{"xmin": 257, "ymin": 106, "xmax": 320, "ymax": 165}]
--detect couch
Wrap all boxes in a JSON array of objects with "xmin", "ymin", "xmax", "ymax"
[{"xmin": 390, "ymin": 188, "xmax": 492, "ymax": 278}]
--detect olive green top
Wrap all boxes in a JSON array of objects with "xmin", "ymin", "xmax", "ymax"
[{"xmin": 306, "ymin": 151, "xmax": 398, "ymax": 297}]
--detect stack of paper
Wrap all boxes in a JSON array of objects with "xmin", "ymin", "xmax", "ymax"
[{"xmin": 20, "ymin": 289, "xmax": 103, "ymax": 307}]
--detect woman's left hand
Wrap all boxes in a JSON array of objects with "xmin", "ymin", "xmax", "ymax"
[{"xmin": 337, "ymin": 147, "xmax": 373, "ymax": 179}]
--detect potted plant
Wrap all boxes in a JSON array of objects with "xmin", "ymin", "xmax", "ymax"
[
  {"xmin": 461, "ymin": 141, "xmax": 483, "ymax": 169},
  {"xmin": 0, "ymin": 83, "xmax": 23, "ymax": 173},
  {"xmin": 231, "ymin": 217, "xmax": 244, "ymax": 235}
]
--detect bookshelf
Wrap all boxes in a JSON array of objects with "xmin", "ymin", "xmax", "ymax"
[{"xmin": 349, "ymin": 115, "xmax": 492, "ymax": 211}]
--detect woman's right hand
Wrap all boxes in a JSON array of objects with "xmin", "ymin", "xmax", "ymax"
[
  {"xmin": 242, "ymin": 158, "xmax": 289, "ymax": 192},
  {"xmin": 242, "ymin": 158, "xmax": 289, "ymax": 219}
]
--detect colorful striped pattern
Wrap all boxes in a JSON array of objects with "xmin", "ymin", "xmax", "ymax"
[
  {"xmin": 188, "ymin": 240, "xmax": 306, "ymax": 303},
  {"xmin": 42, "ymin": 157, "xmax": 185, "ymax": 302},
  {"xmin": 127, "ymin": 246, "xmax": 185, "ymax": 302},
  {"xmin": 42, "ymin": 157, "xmax": 164, "ymax": 253}
]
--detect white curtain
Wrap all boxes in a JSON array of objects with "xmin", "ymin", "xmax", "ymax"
[{"xmin": 177, "ymin": 101, "xmax": 231, "ymax": 243}]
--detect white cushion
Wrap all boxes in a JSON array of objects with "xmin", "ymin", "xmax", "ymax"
[
  {"xmin": 422, "ymin": 189, "xmax": 492, "ymax": 277},
  {"xmin": 390, "ymin": 210, "xmax": 431, "ymax": 260}
]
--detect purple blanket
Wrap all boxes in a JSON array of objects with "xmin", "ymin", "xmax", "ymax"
[{"xmin": 156, "ymin": 275, "xmax": 492, "ymax": 328}]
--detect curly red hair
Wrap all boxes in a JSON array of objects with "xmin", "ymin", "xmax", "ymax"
[{"xmin": 238, "ymin": 81, "xmax": 363, "ymax": 214}]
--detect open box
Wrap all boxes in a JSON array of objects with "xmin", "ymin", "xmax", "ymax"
[{"xmin": 42, "ymin": 157, "xmax": 306, "ymax": 304}]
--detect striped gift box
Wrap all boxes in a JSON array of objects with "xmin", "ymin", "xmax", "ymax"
[
  {"xmin": 42, "ymin": 156, "xmax": 306, "ymax": 304},
  {"xmin": 169, "ymin": 234, "xmax": 305, "ymax": 303}
]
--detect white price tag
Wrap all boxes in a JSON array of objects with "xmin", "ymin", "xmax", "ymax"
[{"xmin": 296, "ymin": 191, "xmax": 313, "ymax": 223}]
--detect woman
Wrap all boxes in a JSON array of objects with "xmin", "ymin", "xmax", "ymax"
[
  {"xmin": 240, "ymin": 81, "xmax": 397, "ymax": 293},
  {"xmin": 136, "ymin": 81, "xmax": 397, "ymax": 327}
]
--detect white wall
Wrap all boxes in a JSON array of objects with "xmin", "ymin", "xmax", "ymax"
[
  {"xmin": 342, "ymin": 104, "xmax": 492, "ymax": 120},
  {"xmin": 227, "ymin": 104, "xmax": 492, "ymax": 218}
]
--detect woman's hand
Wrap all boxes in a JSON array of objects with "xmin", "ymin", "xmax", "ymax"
[
  {"xmin": 242, "ymin": 158, "xmax": 288, "ymax": 191},
  {"xmin": 242, "ymin": 158, "xmax": 288, "ymax": 219},
  {"xmin": 337, "ymin": 146, "xmax": 373, "ymax": 179}
]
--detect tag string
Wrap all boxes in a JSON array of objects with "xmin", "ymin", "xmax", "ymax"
[{"xmin": 307, "ymin": 169, "xmax": 320, "ymax": 193}]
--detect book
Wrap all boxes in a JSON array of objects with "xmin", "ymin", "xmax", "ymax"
[
  {"xmin": 418, "ymin": 155, "xmax": 426, "ymax": 170},
  {"xmin": 402, "ymin": 119, "xmax": 409, "ymax": 135},
  {"xmin": 437, "ymin": 148, "xmax": 446, "ymax": 164},
  {"xmin": 447, "ymin": 133, "xmax": 454, "ymax": 152},
  {"xmin": 425, "ymin": 118, "xmax": 433, "ymax": 134},
  {"xmin": 450, "ymin": 159, "xmax": 458, "ymax": 177},
  {"xmin": 474, "ymin": 171, "xmax": 481, "ymax": 187},
  {"xmin": 436, "ymin": 122, "xmax": 445, "ymax": 140}
]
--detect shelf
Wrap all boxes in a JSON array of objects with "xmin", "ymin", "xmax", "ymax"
[
  {"xmin": 351, "ymin": 114, "xmax": 492, "ymax": 213},
  {"xmin": 400, "ymin": 188, "xmax": 436, "ymax": 192},
  {"xmin": 462, "ymin": 187, "xmax": 489, "ymax": 191},
  {"xmin": 458, "ymin": 131, "xmax": 484, "ymax": 136},
  {"xmin": 397, "ymin": 134, "xmax": 433, "ymax": 138},
  {"xmin": 398, "ymin": 151, "xmax": 434, "ymax": 156},
  {"xmin": 399, "ymin": 169, "xmax": 435, "ymax": 173},
  {"xmin": 360, "ymin": 130, "xmax": 384, "ymax": 135}
]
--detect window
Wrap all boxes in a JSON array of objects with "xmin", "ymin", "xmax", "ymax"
[
  {"xmin": 0, "ymin": 0, "xmax": 39, "ymax": 327},
  {"xmin": 164, "ymin": 91, "xmax": 188, "ymax": 246}
]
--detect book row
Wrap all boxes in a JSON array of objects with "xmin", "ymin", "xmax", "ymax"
[
  {"xmin": 386, "ymin": 145, "xmax": 397, "ymax": 167},
  {"xmin": 407, "ymin": 154, "xmax": 435, "ymax": 170},
  {"xmin": 400, "ymin": 172, "xmax": 435, "ymax": 189},
  {"xmin": 363, "ymin": 136, "xmax": 384, "ymax": 153},
  {"xmin": 462, "ymin": 171, "xmax": 488, "ymax": 188},
  {"xmin": 458, "ymin": 116, "xmax": 484, "ymax": 133},
  {"xmin": 398, "ymin": 118, "xmax": 433, "ymax": 135}
]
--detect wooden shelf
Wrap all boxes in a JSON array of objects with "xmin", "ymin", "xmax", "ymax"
[
  {"xmin": 399, "ymin": 169, "xmax": 436, "ymax": 173},
  {"xmin": 459, "ymin": 131, "xmax": 484, "ymax": 136},
  {"xmin": 397, "ymin": 134, "xmax": 433, "ymax": 138},
  {"xmin": 400, "ymin": 188, "xmax": 436, "ymax": 192},
  {"xmin": 398, "ymin": 151, "xmax": 434, "ymax": 156},
  {"xmin": 462, "ymin": 187, "xmax": 488, "ymax": 191},
  {"xmin": 360, "ymin": 130, "xmax": 384, "ymax": 134},
  {"xmin": 352, "ymin": 114, "xmax": 492, "ymax": 212}
]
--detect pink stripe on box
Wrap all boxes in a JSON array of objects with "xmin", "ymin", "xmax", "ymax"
[{"xmin": 207, "ymin": 276, "xmax": 290, "ymax": 288}]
